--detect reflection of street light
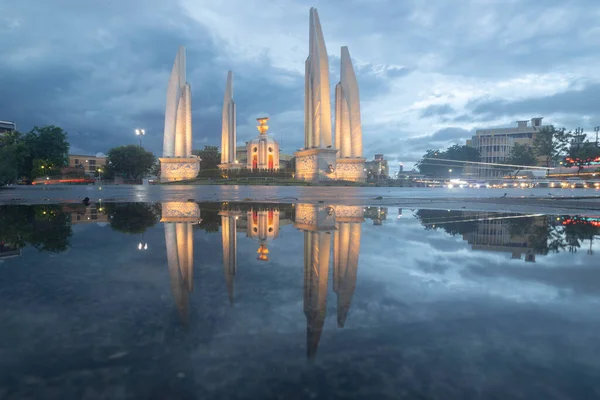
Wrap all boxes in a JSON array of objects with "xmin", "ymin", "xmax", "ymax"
[{"xmin": 135, "ymin": 128, "xmax": 146, "ymax": 147}]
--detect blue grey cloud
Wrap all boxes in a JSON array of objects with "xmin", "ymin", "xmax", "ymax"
[{"xmin": 1, "ymin": 0, "xmax": 600, "ymax": 167}]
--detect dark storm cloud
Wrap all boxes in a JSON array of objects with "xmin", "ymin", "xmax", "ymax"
[
  {"xmin": 467, "ymin": 83, "xmax": 600, "ymax": 120},
  {"xmin": 420, "ymin": 104, "xmax": 456, "ymax": 118}
]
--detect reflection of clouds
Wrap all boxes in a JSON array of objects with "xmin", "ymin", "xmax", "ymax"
[{"xmin": 357, "ymin": 214, "xmax": 600, "ymax": 307}]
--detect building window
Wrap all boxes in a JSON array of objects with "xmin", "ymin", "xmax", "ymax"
[
  {"xmin": 75, "ymin": 159, "xmax": 79, "ymax": 165},
  {"xmin": 268, "ymin": 147, "xmax": 273, "ymax": 152},
  {"xmin": 253, "ymin": 147, "xmax": 258, "ymax": 153}
]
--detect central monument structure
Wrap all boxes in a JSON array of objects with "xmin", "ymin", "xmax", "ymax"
[
  {"xmin": 295, "ymin": 8, "xmax": 365, "ymax": 182},
  {"xmin": 160, "ymin": 46, "xmax": 200, "ymax": 182},
  {"xmin": 334, "ymin": 46, "xmax": 366, "ymax": 182},
  {"xmin": 218, "ymin": 70, "xmax": 240, "ymax": 171},
  {"xmin": 294, "ymin": 8, "xmax": 337, "ymax": 182}
]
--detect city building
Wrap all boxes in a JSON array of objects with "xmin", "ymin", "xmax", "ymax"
[
  {"xmin": 0, "ymin": 120, "xmax": 16, "ymax": 135},
  {"xmin": 68, "ymin": 154, "xmax": 107, "ymax": 175},
  {"xmin": 234, "ymin": 146, "xmax": 293, "ymax": 170},
  {"xmin": 246, "ymin": 117, "xmax": 280, "ymax": 170},
  {"xmin": 466, "ymin": 117, "xmax": 547, "ymax": 178},
  {"xmin": 365, "ymin": 154, "xmax": 389, "ymax": 181}
]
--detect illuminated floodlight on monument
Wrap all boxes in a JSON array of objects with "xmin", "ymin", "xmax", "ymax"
[
  {"xmin": 294, "ymin": 7, "xmax": 337, "ymax": 182},
  {"xmin": 159, "ymin": 46, "xmax": 201, "ymax": 182}
]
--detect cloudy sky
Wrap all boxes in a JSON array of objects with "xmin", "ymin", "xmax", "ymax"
[{"xmin": 2, "ymin": 0, "xmax": 600, "ymax": 172}]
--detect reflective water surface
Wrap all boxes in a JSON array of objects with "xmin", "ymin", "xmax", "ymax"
[{"xmin": 1, "ymin": 202, "xmax": 600, "ymax": 399}]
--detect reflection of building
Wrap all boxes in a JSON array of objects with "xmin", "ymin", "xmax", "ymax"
[
  {"xmin": 466, "ymin": 117, "xmax": 547, "ymax": 178},
  {"xmin": 332, "ymin": 206, "xmax": 363, "ymax": 327},
  {"xmin": 295, "ymin": 204, "xmax": 335, "ymax": 358},
  {"xmin": 246, "ymin": 117, "xmax": 280, "ymax": 170},
  {"xmin": 462, "ymin": 214, "xmax": 545, "ymax": 262},
  {"xmin": 364, "ymin": 207, "xmax": 387, "ymax": 225},
  {"xmin": 62, "ymin": 204, "xmax": 109, "ymax": 224},
  {"xmin": 68, "ymin": 154, "xmax": 107, "ymax": 175},
  {"xmin": 161, "ymin": 202, "xmax": 201, "ymax": 324},
  {"xmin": 294, "ymin": 204, "xmax": 364, "ymax": 358},
  {"xmin": 246, "ymin": 208, "xmax": 280, "ymax": 261},
  {"xmin": 219, "ymin": 210, "xmax": 242, "ymax": 303},
  {"xmin": 219, "ymin": 206, "xmax": 289, "ymax": 303},
  {"xmin": 365, "ymin": 154, "xmax": 389, "ymax": 181}
]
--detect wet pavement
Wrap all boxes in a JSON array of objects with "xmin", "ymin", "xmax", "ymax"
[{"xmin": 1, "ymin": 202, "xmax": 599, "ymax": 399}]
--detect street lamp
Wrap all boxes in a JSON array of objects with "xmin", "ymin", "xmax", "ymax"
[
  {"xmin": 448, "ymin": 169, "xmax": 453, "ymax": 179},
  {"xmin": 138, "ymin": 242, "xmax": 148, "ymax": 250},
  {"xmin": 595, "ymin": 126, "xmax": 599, "ymax": 147},
  {"xmin": 135, "ymin": 128, "xmax": 146, "ymax": 147}
]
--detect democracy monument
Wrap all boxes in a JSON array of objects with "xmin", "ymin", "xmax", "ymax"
[
  {"xmin": 160, "ymin": 8, "xmax": 365, "ymax": 183},
  {"xmin": 159, "ymin": 46, "xmax": 200, "ymax": 182}
]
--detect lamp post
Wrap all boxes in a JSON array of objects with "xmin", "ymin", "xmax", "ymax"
[
  {"xmin": 448, "ymin": 169, "xmax": 453, "ymax": 180},
  {"xmin": 135, "ymin": 128, "xmax": 145, "ymax": 147},
  {"xmin": 595, "ymin": 126, "xmax": 599, "ymax": 147}
]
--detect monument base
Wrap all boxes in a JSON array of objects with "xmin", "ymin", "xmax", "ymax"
[
  {"xmin": 160, "ymin": 157, "xmax": 200, "ymax": 182},
  {"xmin": 294, "ymin": 148, "xmax": 338, "ymax": 182},
  {"xmin": 160, "ymin": 201, "xmax": 201, "ymax": 223},
  {"xmin": 218, "ymin": 163, "xmax": 243, "ymax": 170},
  {"xmin": 335, "ymin": 157, "xmax": 366, "ymax": 183}
]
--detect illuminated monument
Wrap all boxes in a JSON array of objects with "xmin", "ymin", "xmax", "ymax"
[
  {"xmin": 219, "ymin": 71, "xmax": 240, "ymax": 171},
  {"xmin": 161, "ymin": 201, "xmax": 201, "ymax": 324},
  {"xmin": 246, "ymin": 117, "xmax": 280, "ymax": 170},
  {"xmin": 294, "ymin": 8, "xmax": 337, "ymax": 182},
  {"xmin": 334, "ymin": 47, "xmax": 366, "ymax": 182},
  {"xmin": 160, "ymin": 46, "xmax": 200, "ymax": 182}
]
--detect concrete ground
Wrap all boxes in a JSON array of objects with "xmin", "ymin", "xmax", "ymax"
[{"xmin": 1, "ymin": 184, "xmax": 599, "ymax": 215}]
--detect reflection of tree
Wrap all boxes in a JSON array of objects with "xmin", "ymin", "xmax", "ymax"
[
  {"xmin": 562, "ymin": 219, "xmax": 599, "ymax": 253},
  {"xmin": 413, "ymin": 210, "xmax": 478, "ymax": 236},
  {"xmin": 0, "ymin": 205, "xmax": 73, "ymax": 253},
  {"xmin": 103, "ymin": 203, "xmax": 161, "ymax": 234},
  {"xmin": 196, "ymin": 209, "xmax": 220, "ymax": 233}
]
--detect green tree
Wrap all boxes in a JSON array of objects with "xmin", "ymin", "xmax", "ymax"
[
  {"xmin": 22, "ymin": 126, "xmax": 70, "ymax": 183},
  {"xmin": 107, "ymin": 145, "xmax": 156, "ymax": 181},
  {"xmin": 566, "ymin": 141, "xmax": 600, "ymax": 172},
  {"xmin": 533, "ymin": 126, "xmax": 571, "ymax": 167},
  {"xmin": 193, "ymin": 145, "xmax": 221, "ymax": 171},
  {"xmin": 416, "ymin": 149, "xmax": 443, "ymax": 177},
  {"xmin": 0, "ymin": 146, "xmax": 18, "ymax": 185},
  {"xmin": 504, "ymin": 143, "xmax": 536, "ymax": 177},
  {"xmin": 416, "ymin": 145, "xmax": 479, "ymax": 177}
]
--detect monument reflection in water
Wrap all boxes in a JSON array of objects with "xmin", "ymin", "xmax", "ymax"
[
  {"xmin": 161, "ymin": 202, "xmax": 201, "ymax": 325},
  {"xmin": 161, "ymin": 202, "xmax": 363, "ymax": 359}
]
